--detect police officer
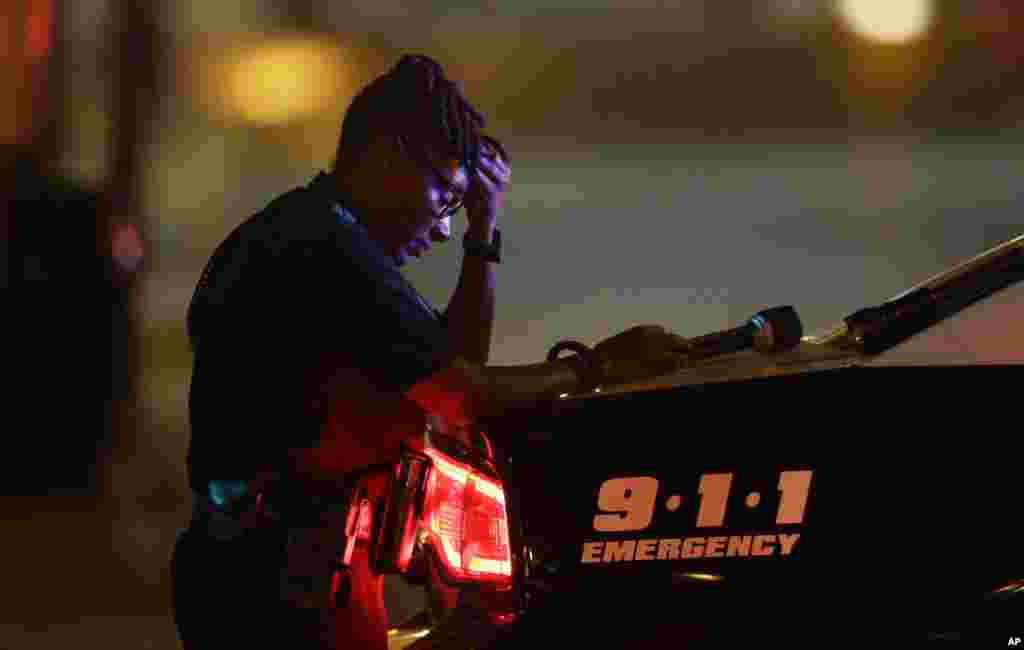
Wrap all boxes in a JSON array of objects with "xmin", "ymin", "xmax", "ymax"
[{"xmin": 172, "ymin": 54, "xmax": 691, "ymax": 650}]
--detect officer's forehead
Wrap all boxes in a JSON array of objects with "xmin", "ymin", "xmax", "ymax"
[
  {"xmin": 417, "ymin": 144, "xmax": 468, "ymax": 183},
  {"xmin": 418, "ymin": 141, "xmax": 465, "ymax": 169}
]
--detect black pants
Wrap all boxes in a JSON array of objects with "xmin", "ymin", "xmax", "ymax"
[{"xmin": 171, "ymin": 526, "xmax": 334, "ymax": 648}]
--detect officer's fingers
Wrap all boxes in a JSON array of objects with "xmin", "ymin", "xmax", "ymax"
[
  {"xmin": 624, "ymin": 324, "xmax": 663, "ymax": 335},
  {"xmin": 477, "ymin": 156, "xmax": 510, "ymax": 185},
  {"xmin": 491, "ymin": 160, "xmax": 511, "ymax": 184},
  {"xmin": 488, "ymin": 152, "xmax": 511, "ymax": 177},
  {"xmin": 601, "ymin": 359, "xmax": 640, "ymax": 385},
  {"xmin": 651, "ymin": 352, "xmax": 688, "ymax": 375},
  {"xmin": 481, "ymin": 135, "xmax": 510, "ymax": 164},
  {"xmin": 473, "ymin": 167, "xmax": 499, "ymax": 193},
  {"xmin": 636, "ymin": 324, "xmax": 668, "ymax": 338},
  {"xmin": 476, "ymin": 163, "xmax": 501, "ymax": 186},
  {"xmin": 667, "ymin": 333, "xmax": 693, "ymax": 352}
]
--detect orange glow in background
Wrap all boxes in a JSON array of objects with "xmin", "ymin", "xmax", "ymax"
[{"xmin": 25, "ymin": 0, "xmax": 52, "ymax": 60}]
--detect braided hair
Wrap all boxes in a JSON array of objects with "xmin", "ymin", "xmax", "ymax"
[{"xmin": 334, "ymin": 54, "xmax": 504, "ymax": 178}]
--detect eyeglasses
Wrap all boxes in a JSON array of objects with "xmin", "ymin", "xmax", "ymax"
[
  {"xmin": 430, "ymin": 167, "xmax": 464, "ymax": 218},
  {"xmin": 400, "ymin": 137, "xmax": 465, "ymax": 218}
]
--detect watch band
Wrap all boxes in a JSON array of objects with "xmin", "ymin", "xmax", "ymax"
[{"xmin": 463, "ymin": 228, "xmax": 501, "ymax": 263}]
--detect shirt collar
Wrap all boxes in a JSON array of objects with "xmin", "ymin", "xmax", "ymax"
[
  {"xmin": 332, "ymin": 202, "xmax": 357, "ymax": 227},
  {"xmin": 309, "ymin": 171, "xmax": 362, "ymax": 227},
  {"xmin": 309, "ymin": 173, "xmax": 440, "ymax": 320}
]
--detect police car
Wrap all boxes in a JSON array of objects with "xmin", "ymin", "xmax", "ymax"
[{"xmin": 390, "ymin": 233, "xmax": 1023, "ymax": 648}]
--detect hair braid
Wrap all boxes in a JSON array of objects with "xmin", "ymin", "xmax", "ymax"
[
  {"xmin": 438, "ymin": 81, "xmax": 455, "ymax": 150},
  {"xmin": 334, "ymin": 54, "xmax": 493, "ymax": 175},
  {"xmin": 444, "ymin": 80, "xmax": 467, "ymax": 164}
]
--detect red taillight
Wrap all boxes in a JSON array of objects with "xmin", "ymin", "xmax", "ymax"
[{"xmin": 422, "ymin": 448, "xmax": 512, "ymax": 586}]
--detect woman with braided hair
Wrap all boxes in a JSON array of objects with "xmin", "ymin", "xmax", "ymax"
[{"xmin": 173, "ymin": 54, "xmax": 691, "ymax": 649}]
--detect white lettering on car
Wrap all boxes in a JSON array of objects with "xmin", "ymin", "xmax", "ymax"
[{"xmin": 579, "ymin": 533, "xmax": 802, "ymax": 564}]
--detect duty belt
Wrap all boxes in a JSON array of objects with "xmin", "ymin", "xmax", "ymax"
[
  {"xmin": 189, "ymin": 459, "xmax": 414, "ymax": 610},
  {"xmin": 190, "ymin": 479, "xmax": 344, "ymax": 542},
  {"xmin": 190, "ymin": 478, "xmax": 363, "ymax": 610}
]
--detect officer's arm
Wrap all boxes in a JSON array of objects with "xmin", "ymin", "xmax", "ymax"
[
  {"xmin": 405, "ymin": 356, "xmax": 582, "ymax": 426},
  {"xmin": 442, "ymin": 223, "xmax": 496, "ymax": 366}
]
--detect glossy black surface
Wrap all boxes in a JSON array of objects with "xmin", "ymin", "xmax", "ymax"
[{"xmin": 485, "ymin": 364, "xmax": 1023, "ymax": 645}]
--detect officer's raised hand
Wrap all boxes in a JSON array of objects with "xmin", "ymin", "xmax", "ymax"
[{"xmin": 464, "ymin": 135, "xmax": 511, "ymax": 232}]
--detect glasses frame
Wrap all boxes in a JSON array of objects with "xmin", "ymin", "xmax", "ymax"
[{"xmin": 398, "ymin": 136, "xmax": 467, "ymax": 219}]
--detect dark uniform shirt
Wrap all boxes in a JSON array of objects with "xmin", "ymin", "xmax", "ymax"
[{"xmin": 185, "ymin": 172, "xmax": 450, "ymax": 493}]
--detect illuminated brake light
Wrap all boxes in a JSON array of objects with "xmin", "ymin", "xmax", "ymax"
[
  {"xmin": 422, "ymin": 448, "xmax": 512, "ymax": 585},
  {"xmin": 467, "ymin": 557, "xmax": 511, "ymax": 575},
  {"xmin": 469, "ymin": 474, "xmax": 505, "ymax": 505},
  {"xmin": 26, "ymin": 0, "xmax": 54, "ymax": 60},
  {"xmin": 428, "ymin": 451, "xmax": 472, "ymax": 483},
  {"xmin": 356, "ymin": 499, "xmax": 373, "ymax": 541}
]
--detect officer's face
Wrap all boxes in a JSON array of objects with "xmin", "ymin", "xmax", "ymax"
[{"xmin": 380, "ymin": 140, "xmax": 470, "ymax": 267}]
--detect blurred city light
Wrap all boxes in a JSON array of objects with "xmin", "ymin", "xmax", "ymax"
[
  {"xmin": 197, "ymin": 36, "xmax": 361, "ymax": 126},
  {"xmin": 837, "ymin": 0, "xmax": 935, "ymax": 44},
  {"xmin": 111, "ymin": 223, "xmax": 145, "ymax": 273},
  {"xmin": 25, "ymin": 0, "xmax": 53, "ymax": 60}
]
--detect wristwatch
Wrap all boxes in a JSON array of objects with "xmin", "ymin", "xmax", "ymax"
[{"xmin": 463, "ymin": 228, "xmax": 502, "ymax": 263}]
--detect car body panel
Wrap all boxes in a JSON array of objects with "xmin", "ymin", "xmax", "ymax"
[
  {"xmin": 398, "ymin": 234, "xmax": 1024, "ymax": 647},
  {"xmin": 493, "ymin": 234, "xmax": 1023, "ymax": 645}
]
